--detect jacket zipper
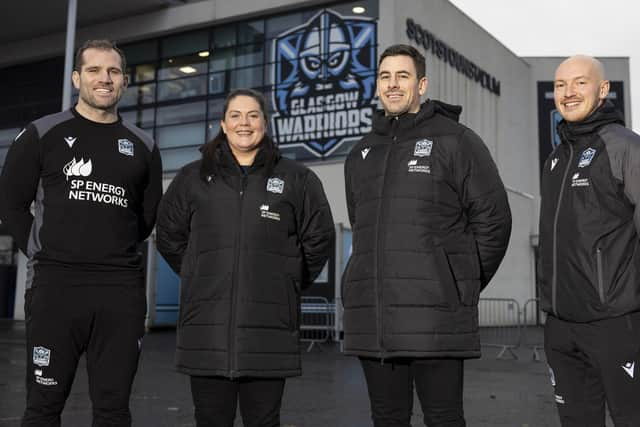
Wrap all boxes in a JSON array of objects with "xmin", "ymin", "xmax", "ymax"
[
  {"xmin": 228, "ymin": 174, "xmax": 247, "ymax": 378},
  {"xmin": 374, "ymin": 120, "xmax": 397, "ymax": 360},
  {"xmin": 551, "ymin": 144, "xmax": 573, "ymax": 316},
  {"xmin": 596, "ymin": 248, "xmax": 605, "ymax": 304}
]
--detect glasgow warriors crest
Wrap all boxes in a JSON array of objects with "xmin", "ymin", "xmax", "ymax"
[{"xmin": 271, "ymin": 9, "xmax": 377, "ymax": 157}]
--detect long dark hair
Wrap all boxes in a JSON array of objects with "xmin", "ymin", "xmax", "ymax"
[{"xmin": 200, "ymin": 89, "xmax": 278, "ymax": 178}]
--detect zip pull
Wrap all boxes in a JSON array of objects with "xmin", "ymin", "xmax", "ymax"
[{"xmin": 240, "ymin": 176, "xmax": 248, "ymax": 196}]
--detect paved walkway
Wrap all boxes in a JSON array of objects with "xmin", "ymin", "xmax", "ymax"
[{"xmin": 0, "ymin": 320, "xmax": 610, "ymax": 426}]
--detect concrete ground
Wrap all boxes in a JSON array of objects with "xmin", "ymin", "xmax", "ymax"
[{"xmin": 0, "ymin": 320, "xmax": 612, "ymax": 426}]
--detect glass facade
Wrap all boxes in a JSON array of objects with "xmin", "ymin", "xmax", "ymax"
[{"xmin": 0, "ymin": 1, "xmax": 378, "ymax": 173}]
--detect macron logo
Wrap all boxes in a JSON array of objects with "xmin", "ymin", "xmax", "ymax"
[
  {"xmin": 64, "ymin": 137, "xmax": 77, "ymax": 148},
  {"xmin": 622, "ymin": 361, "xmax": 635, "ymax": 379},
  {"xmin": 551, "ymin": 158, "xmax": 558, "ymax": 171},
  {"xmin": 361, "ymin": 147, "xmax": 371, "ymax": 159}
]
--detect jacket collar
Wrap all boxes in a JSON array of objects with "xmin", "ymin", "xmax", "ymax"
[
  {"xmin": 372, "ymin": 99, "xmax": 462, "ymax": 136},
  {"xmin": 200, "ymin": 139, "xmax": 280, "ymax": 182},
  {"xmin": 557, "ymin": 100, "xmax": 625, "ymax": 144}
]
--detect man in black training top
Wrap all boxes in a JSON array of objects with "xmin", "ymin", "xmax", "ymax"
[
  {"xmin": 539, "ymin": 55, "xmax": 640, "ymax": 426},
  {"xmin": 342, "ymin": 44, "xmax": 511, "ymax": 426},
  {"xmin": 0, "ymin": 39, "xmax": 162, "ymax": 426}
]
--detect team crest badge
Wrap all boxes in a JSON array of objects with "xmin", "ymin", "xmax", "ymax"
[
  {"xmin": 578, "ymin": 147, "xmax": 596, "ymax": 168},
  {"xmin": 271, "ymin": 9, "xmax": 377, "ymax": 158},
  {"xmin": 118, "ymin": 139, "xmax": 134, "ymax": 156},
  {"xmin": 267, "ymin": 178, "xmax": 285, "ymax": 194},
  {"xmin": 414, "ymin": 139, "xmax": 433, "ymax": 157},
  {"xmin": 33, "ymin": 346, "xmax": 51, "ymax": 367}
]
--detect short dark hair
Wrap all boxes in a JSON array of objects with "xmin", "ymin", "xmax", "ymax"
[
  {"xmin": 74, "ymin": 39, "xmax": 127, "ymax": 72},
  {"xmin": 379, "ymin": 44, "xmax": 426, "ymax": 80}
]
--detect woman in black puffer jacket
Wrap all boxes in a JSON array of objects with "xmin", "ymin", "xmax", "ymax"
[{"xmin": 156, "ymin": 89, "xmax": 335, "ymax": 427}]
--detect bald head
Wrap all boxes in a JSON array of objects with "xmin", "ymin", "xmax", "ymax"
[{"xmin": 553, "ymin": 55, "xmax": 609, "ymax": 123}]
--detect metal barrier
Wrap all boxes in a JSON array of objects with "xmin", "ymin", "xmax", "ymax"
[
  {"xmin": 522, "ymin": 298, "xmax": 547, "ymax": 361},
  {"xmin": 478, "ymin": 298, "xmax": 522, "ymax": 359},
  {"xmin": 300, "ymin": 296, "xmax": 334, "ymax": 352}
]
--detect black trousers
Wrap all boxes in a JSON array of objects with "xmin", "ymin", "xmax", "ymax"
[
  {"xmin": 359, "ymin": 357, "xmax": 466, "ymax": 427},
  {"xmin": 545, "ymin": 313, "xmax": 640, "ymax": 427},
  {"xmin": 22, "ymin": 285, "xmax": 146, "ymax": 427},
  {"xmin": 189, "ymin": 376, "xmax": 285, "ymax": 427}
]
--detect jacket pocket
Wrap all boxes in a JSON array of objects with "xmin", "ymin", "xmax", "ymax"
[
  {"xmin": 286, "ymin": 277, "xmax": 300, "ymax": 332},
  {"xmin": 435, "ymin": 247, "xmax": 461, "ymax": 310},
  {"xmin": 596, "ymin": 248, "xmax": 605, "ymax": 305},
  {"xmin": 340, "ymin": 257, "xmax": 352, "ymax": 305}
]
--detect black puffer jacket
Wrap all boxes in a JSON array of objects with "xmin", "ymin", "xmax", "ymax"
[
  {"xmin": 156, "ymin": 141, "xmax": 334, "ymax": 377},
  {"xmin": 343, "ymin": 100, "xmax": 511, "ymax": 359},
  {"xmin": 539, "ymin": 101, "xmax": 640, "ymax": 322}
]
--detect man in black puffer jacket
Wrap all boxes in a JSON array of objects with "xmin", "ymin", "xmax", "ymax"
[
  {"xmin": 539, "ymin": 55, "xmax": 640, "ymax": 427},
  {"xmin": 343, "ymin": 44, "xmax": 511, "ymax": 426}
]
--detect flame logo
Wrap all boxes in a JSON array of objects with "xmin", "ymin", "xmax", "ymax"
[{"xmin": 63, "ymin": 157, "xmax": 92, "ymax": 180}]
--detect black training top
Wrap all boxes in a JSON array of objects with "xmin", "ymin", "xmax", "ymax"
[{"xmin": 0, "ymin": 108, "xmax": 163, "ymax": 287}]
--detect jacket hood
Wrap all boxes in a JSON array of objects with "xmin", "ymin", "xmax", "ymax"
[
  {"xmin": 373, "ymin": 99, "xmax": 462, "ymax": 135},
  {"xmin": 557, "ymin": 100, "xmax": 625, "ymax": 143}
]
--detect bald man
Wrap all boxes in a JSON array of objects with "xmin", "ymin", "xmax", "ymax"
[{"xmin": 538, "ymin": 55, "xmax": 640, "ymax": 426}]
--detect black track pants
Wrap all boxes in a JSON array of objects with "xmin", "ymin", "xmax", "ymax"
[
  {"xmin": 189, "ymin": 375, "xmax": 285, "ymax": 427},
  {"xmin": 22, "ymin": 285, "xmax": 146, "ymax": 427},
  {"xmin": 545, "ymin": 313, "xmax": 640, "ymax": 427},
  {"xmin": 359, "ymin": 357, "xmax": 466, "ymax": 427}
]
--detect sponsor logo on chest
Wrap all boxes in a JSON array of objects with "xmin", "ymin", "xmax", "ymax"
[
  {"xmin": 571, "ymin": 172, "xmax": 589, "ymax": 187},
  {"xmin": 407, "ymin": 159, "xmax": 431, "ymax": 174},
  {"xmin": 260, "ymin": 204, "xmax": 281, "ymax": 221},
  {"xmin": 62, "ymin": 158, "xmax": 129, "ymax": 208}
]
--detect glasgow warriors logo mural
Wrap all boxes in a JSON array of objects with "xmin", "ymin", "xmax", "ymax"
[{"xmin": 271, "ymin": 9, "xmax": 377, "ymax": 157}]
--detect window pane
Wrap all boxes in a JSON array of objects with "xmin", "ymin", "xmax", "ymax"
[
  {"xmin": 208, "ymin": 72, "xmax": 226, "ymax": 95},
  {"xmin": 156, "ymin": 102, "xmax": 206, "ymax": 126},
  {"xmin": 157, "ymin": 76, "xmax": 207, "ymax": 101},
  {"xmin": 161, "ymin": 147, "xmax": 202, "ymax": 172},
  {"xmin": 212, "ymin": 25, "xmax": 236, "ymax": 49},
  {"xmin": 161, "ymin": 30, "xmax": 209, "ymax": 58},
  {"xmin": 237, "ymin": 43, "xmax": 264, "ymax": 67},
  {"xmin": 266, "ymin": 13, "xmax": 304, "ymax": 40},
  {"xmin": 119, "ymin": 83, "xmax": 156, "ymax": 107},
  {"xmin": 156, "ymin": 122, "xmax": 206, "ymax": 149},
  {"xmin": 121, "ymin": 40, "xmax": 158, "ymax": 65},
  {"xmin": 0, "ymin": 127, "xmax": 21, "ymax": 144},
  {"xmin": 120, "ymin": 108, "xmax": 155, "ymax": 129},
  {"xmin": 210, "ymin": 47, "xmax": 235, "ymax": 72},
  {"xmin": 230, "ymin": 66, "xmax": 263, "ymax": 90},
  {"xmin": 158, "ymin": 55, "xmax": 208, "ymax": 80},
  {"xmin": 208, "ymin": 98, "xmax": 225, "ymax": 119},
  {"xmin": 238, "ymin": 20, "xmax": 265, "ymax": 45},
  {"xmin": 207, "ymin": 121, "xmax": 221, "ymax": 141},
  {"xmin": 135, "ymin": 64, "xmax": 156, "ymax": 83}
]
